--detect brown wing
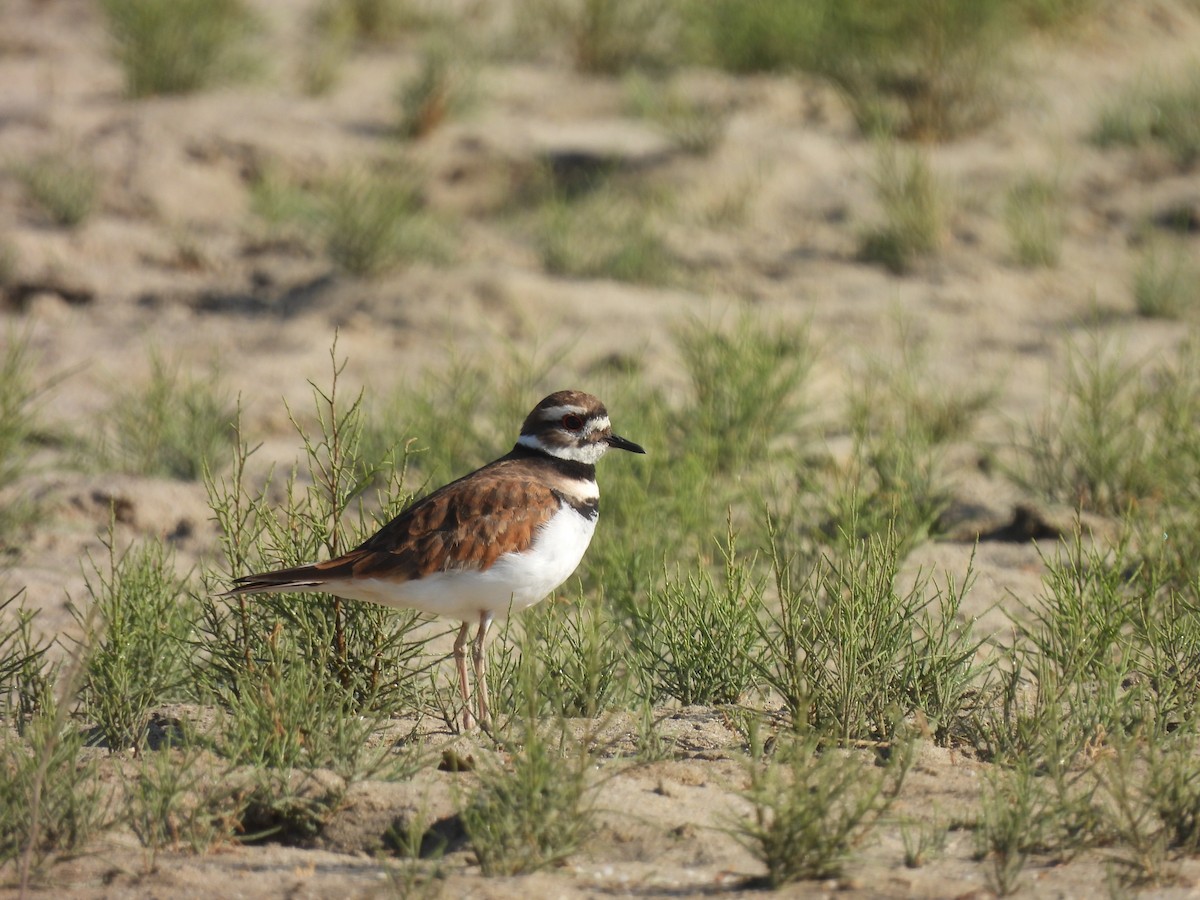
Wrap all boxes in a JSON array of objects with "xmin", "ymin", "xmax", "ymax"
[{"xmin": 229, "ymin": 460, "xmax": 561, "ymax": 593}]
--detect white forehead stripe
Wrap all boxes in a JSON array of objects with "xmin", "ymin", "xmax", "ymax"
[{"xmin": 584, "ymin": 415, "xmax": 610, "ymax": 435}]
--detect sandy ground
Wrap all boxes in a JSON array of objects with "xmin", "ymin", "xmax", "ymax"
[{"xmin": 3, "ymin": 0, "xmax": 1200, "ymax": 895}]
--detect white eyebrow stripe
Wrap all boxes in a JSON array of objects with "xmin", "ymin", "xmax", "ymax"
[{"xmin": 536, "ymin": 404, "xmax": 588, "ymax": 421}]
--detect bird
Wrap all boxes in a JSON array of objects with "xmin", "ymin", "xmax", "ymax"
[{"xmin": 226, "ymin": 389, "xmax": 645, "ymax": 730}]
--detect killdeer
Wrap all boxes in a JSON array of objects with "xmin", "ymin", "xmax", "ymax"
[{"xmin": 227, "ymin": 390, "xmax": 645, "ymax": 730}]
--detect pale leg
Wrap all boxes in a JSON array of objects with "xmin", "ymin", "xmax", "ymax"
[
  {"xmin": 453, "ymin": 621, "xmax": 474, "ymax": 731},
  {"xmin": 472, "ymin": 611, "xmax": 495, "ymax": 729}
]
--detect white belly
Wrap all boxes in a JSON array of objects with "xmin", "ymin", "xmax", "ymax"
[{"xmin": 325, "ymin": 505, "xmax": 597, "ymax": 621}]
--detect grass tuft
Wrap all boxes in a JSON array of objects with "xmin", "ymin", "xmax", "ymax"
[
  {"xmin": 461, "ymin": 677, "xmax": 596, "ymax": 875},
  {"xmin": 696, "ymin": 0, "xmax": 1015, "ymax": 139},
  {"xmin": 757, "ymin": 515, "xmax": 982, "ymax": 745},
  {"xmin": 626, "ymin": 521, "xmax": 762, "ymax": 706},
  {"xmin": 516, "ymin": 0, "xmax": 680, "ymax": 74},
  {"xmin": 1005, "ymin": 174, "xmax": 1063, "ymax": 268},
  {"xmin": 1093, "ymin": 68, "xmax": 1200, "ymax": 169},
  {"xmin": 71, "ymin": 537, "xmax": 195, "ymax": 752},
  {"xmin": 536, "ymin": 185, "xmax": 673, "ymax": 285},
  {"xmin": 624, "ymin": 74, "xmax": 725, "ymax": 156},
  {"xmin": 323, "ymin": 168, "xmax": 451, "ymax": 277},
  {"xmin": 1133, "ymin": 240, "xmax": 1200, "ymax": 320},
  {"xmin": 396, "ymin": 38, "xmax": 476, "ymax": 140},
  {"xmin": 100, "ymin": 0, "xmax": 259, "ymax": 97},
  {"xmin": 734, "ymin": 730, "xmax": 910, "ymax": 886},
  {"xmin": 106, "ymin": 352, "xmax": 235, "ymax": 480},
  {"xmin": 859, "ymin": 142, "xmax": 943, "ymax": 274},
  {"xmin": 16, "ymin": 150, "xmax": 99, "ymax": 228}
]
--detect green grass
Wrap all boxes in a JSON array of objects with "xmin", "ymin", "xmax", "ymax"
[
  {"xmin": 100, "ymin": 0, "xmax": 259, "ymax": 97},
  {"xmin": 1005, "ymin": 174, "xmax": 1063, "ymax": 268},
  {"xmin": 1134, "ymin": 240, "xmax": 1200, "ymax": 319},
  {"xmin": 200, "ymin": 346, "xmax": 434, "ymax": 761},
  {"xmin": 0, "ymin": 330, "xmax": 44, "ymax": 492},
  {"xmin": 396, "ymin": 38, "xmax": 476, "ymax": 140},
  {"xmin": 13, "ymin": 324, "xmax": 1200, "ymax": 884},
  {"xmin": 0, "ymin": 330, "xmax": 55, "ymax": 542},
  {"xmin": 1015, "ymin": 0, "xmax": 1102, "ymax": 29},
  {"xmin": 1093, "ymin": 68, "xmax": 1200, "ymax": 169},
  {"xmin": 106, "ymin": 352, "xmax": 235, "ymax": 480},
  {"xmin": 694, "ymin": 0, "xmax": 1016, "ymax": 139},
  {"xmin": 0, "ymin": 591, "xmax": 55, "ymax": 724},
  {"xmin": 515, "ymin": 0, "xmax": 680, "ymax": 74},
  {"xmin": 734, "ymin": 731, "xmax": 910, "ymax": 886},
  {"xmin": 535, "ymin": 185, "xmax": 674, "ymax": 285},
  {"xmin": 324, "ymin": 168, "xmax": 452, "ymax": 277},
  {"xmin": 70, "ymin": 538, "xmax": 195, "ymax": 752},
  {"xmin": 626, "ymin": 523, "xmax": 762, "ymax": 706},
  {"xmin": 249, "ymin": 163, "xmax": 453, "ymax": 277},
  {"xmin": 859, "ymin": 142, "xmax": 944, "ymax": 274},
  {"xmin": 16, "ymin": 150, "xmax": 99, "ymax": 228},
  {"xmin": 1017, "ymin": 335, "xmax": 1149, "ymax": 515},
  {"xmin": 690, "ymin": 0, "xmax": 820, "ymax": 74},
  {"xmin": 327, "ymin": 0, "xmax": 430, "ymax": 45},
  {"xmin": 623, "ymin": 74, "xmax": 725, "ymax": 156},
  {"xmin": 300, "ymin": 0, "xmax": 357, "ymax": 95},
  {"xmin": 756, "ymin": 520, "xmax": 982, "ymax": 744},
  {"xmin": 825, "ymin": 329, "xmax": 989, "ymax": 550},
  {"xmin": 461, "ymin": 677, "xmax": 597, "ymax": 875}
]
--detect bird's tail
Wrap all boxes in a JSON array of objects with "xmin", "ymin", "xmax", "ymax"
[{"xmin": 224, "ymin": 563, "xmax": 328, "ymax": 597}]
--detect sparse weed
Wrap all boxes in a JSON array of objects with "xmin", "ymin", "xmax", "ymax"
[
  {"xmin": 0, "ymin": 629, "xmax": 111, "ymax": 882},
  {"xmin": 300, "ymin": 0, "xmax": 356, "ymax": 95},
  {"xmin": 1017, "ymin": 335, "xmax": 1148, "ymax": 515},
  {"xmin": 1096, "ymin": 737, "xmax": 1173, "ymax": 887},
  {"xmin": 675, "ymin": 315, "xmax": 814, "ymax": 473},
  {"xmin": 734, "ymin": 731, "xmax": 910, "ymax": 886},
  {"xmin": 334, "ymin": 0, "xmax": 430, "ymax": 45},
  {"xmin": 1016, "ymin": 0, "xmax": 1102, "ymax": 29},
  {"xmin": 975, "ymin": 755, "xmax": 1108, "ymax": 893},
  {"xmin": 973, "ymin": 529, "xmax": 1200, "ymax": 770},
  {"xmin": 827, "ymin": 331, "xmax": 988, "ymax": 549},
  {"xmin": 519, "ymin": 593, "xmax": 631, "ymax": 718},
  {"xmin": 1134, "ymin": 239, "xmax": 1199, "ymax": 319},
  {"xmin": 699, "ymin": 0, "xmax": 1015, "ymax": 138},
  {"xmin": 627, "ymin": 522, "xmax": 762, "ymax": 706},
  {"xmin": 536, "ymin": 186, "xmax": 673, "ymax": 284},
  {"xmin": 691, "ymin": 0, "xmax": 819, "ymax": 74},
  {"xmin": 0, "ymin": 709, "xmax": 110, "ymax": 875},
  {"xmin": 757, "ymin": 517, "xmax": 981, "ymax": 745},
  {"xmin": 1093, "ymin": 69, "xmax": 1200, "ymax": 169},
  {"xmin": 0, "ymin": 591, "xmax": 55, "ymax": 725},
  {"xmin": 106, "ymin": 352, "xmax": 235, "ymax": 480},
  {"xmin": 0, "ymin": 330, "xmax": 46, "ymax": 506},
  {"xmin": 859, "ymin": 142, "xmax": 943, "ymax": 274},
  {"xmin": 624, "ymin": 73, "xmax": 725, "ymax": 156},
  {"xmin": 199, "ymin": 347, "xmax": 433, "ymax": 770},
  {"xmin": 901, "ymin": 813, "xmax": 948, "ymax": 868},
  {"xmin": 71, "ymin": 538, "xmax": 194, "ymax": 753},
  {"xmin": 322, "ymin": 167, "xmax": 451, "ymax": 276},
  {"xmin": 396, "ymin": 38, "xmax": 475, "ymax": 140},
  {"xmin": 16, "ymin": 150, "xmax": 99, "ymax": 228},
  {"xmin": 461, "ymin": 688, "xmax": 596, "ymax": 875},
  {"xmin": 976, "ymin": 765, "xmax": 1042, "ymax": 895},
  {"xmin": 1005, "ymin": 174, "xmax": 1063, "ymax": 268},
  {"xmin": 516, "ymin": 0, "xmax": 680, "ymax": 73},
  {"xmin": 0, "ymin": 330, "xmax": 63, "ymax": 541},
  {"xmin": 125, "ymin": 740, "xmax": 238, "ymax": 861},
  {"xmin": 100, "ymin": 0, "xmax": 259, "ymax": 97}
]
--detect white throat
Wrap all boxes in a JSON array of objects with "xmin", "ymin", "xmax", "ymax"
[{"xmin": 517, "ymin": 432, "xmax": 609, "ymax": 464}]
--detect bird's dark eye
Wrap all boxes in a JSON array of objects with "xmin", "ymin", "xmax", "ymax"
[{"xmin": 561, "ymin": 414, "xmax": 584, "ymax": 431}]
